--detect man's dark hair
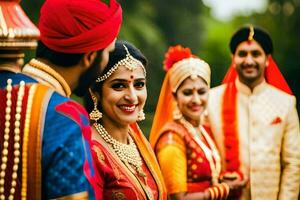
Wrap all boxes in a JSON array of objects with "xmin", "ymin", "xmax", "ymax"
[
  {"xmin": 36, "ymin": 41, "xmax": 85, "ymax": 67},
  {"xmin": 230, "ymin": 25, "xmax": 273, "ymax": 55}
]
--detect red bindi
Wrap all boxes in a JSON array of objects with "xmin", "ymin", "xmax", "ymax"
[{"xmin": 130, "ymin": 75, "xmax": 134, "ymax": 79}]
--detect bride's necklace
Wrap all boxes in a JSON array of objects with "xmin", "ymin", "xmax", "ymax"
[
  {"xmin": 93, "ymin": 123, "xmax": 146, "ymax": 177},
  {"xmin": 179, "ymin": 118, "xmax": 221, "ymax": 185}
]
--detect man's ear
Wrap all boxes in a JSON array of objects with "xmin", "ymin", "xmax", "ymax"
[
  {"xmin": 266, "ymin": 55, "xmax": 270, "ymax": 67},
  {"xmin": 82, "ymin": 51, "xmax": 97, "ymax": 69},
  {"xmin": 231, "ymin": 54, "xmax": 236, "ymax": 68}
]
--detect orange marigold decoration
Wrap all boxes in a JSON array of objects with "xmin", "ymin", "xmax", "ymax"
[{"xmin": 163, "ymin": 45, "xmax": 194, "ymax": 71}]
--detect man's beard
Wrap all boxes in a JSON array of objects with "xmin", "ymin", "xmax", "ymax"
[
  {"xmin": 73, "ymin": 53, "xmax": 102, "ymax": 97},
  {"xmin": 236, "ymin": 63, "xmax": 262, "ymax": 84}
]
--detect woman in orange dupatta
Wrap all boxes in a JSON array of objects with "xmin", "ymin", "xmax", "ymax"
[
  {"xmin": 83, "ymin": 41, "xmax": 166, "ymax": 200},
  {"xmin": 149, "ymin": 45, "xmax": 230, "ymax": 200}
]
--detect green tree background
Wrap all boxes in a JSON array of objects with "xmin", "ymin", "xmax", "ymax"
[{"xmin": 21, "ymin": 0, "xmax": 300, "ymax": 136}]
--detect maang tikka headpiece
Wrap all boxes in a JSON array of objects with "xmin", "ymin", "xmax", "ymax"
[{"xmin": 96, "ymin": 44, "xmax": 146, "ymax": 82}]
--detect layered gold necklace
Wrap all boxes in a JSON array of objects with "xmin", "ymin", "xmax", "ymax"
[{"xmin": 93, "ymin": 123, "xmax": 146, "ymax": 177}]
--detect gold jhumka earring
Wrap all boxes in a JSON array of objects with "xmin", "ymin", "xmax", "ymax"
[
  {"xmin": 89, "ymin": 88, "xmax": 102, "ymax": 122},
  {"xmin": 137, "ymin": 109, "xmax": 145, "ymax": 121},
  {"xmin": 173, "ymin": 104, "xmax": 182, "ymax": 120}
]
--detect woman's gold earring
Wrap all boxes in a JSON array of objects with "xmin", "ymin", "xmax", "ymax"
[
  {"xmin": 137, "ymin": 109, "xmax": 145, "ymax": 121},
  {"xmin": 173, "ymin": 104, "xmax": 182, "ymax": 120},
  {"xmin": 89, "ymin": 89, "xmax": 102, "ymax": 122}
]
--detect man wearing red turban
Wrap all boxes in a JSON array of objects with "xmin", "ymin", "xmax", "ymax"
[
  {"xmin": 23, "ymin": 0, "xmax": 122, "ymax": 97},
  {"xmin": 207, "ymin": 25, "xmax": 300, "ymax": 200},
  {"xmin": 1, "ymin": 0, "xmax": 122, "ymax": 199}
]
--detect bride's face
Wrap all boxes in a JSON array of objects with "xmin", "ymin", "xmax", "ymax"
[
  {"xmin": 99, "ymin": 65, "xmax": 147, "ymax": 126},
  {"xmin": 175, "ymin": 77, "xmax": 208, "ymax": 124}
]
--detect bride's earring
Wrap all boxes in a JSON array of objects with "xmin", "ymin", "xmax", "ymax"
[
  {"xmin": 173, "ymin": 104, "xmax": 182, "ymax": 120},
  {"xmin": 137, "ymin": 109, "xmax": 145, "ymax": 121},
  {"xmin": 89, "ymin": 88, "xmax": 102, "ymax": 122}
]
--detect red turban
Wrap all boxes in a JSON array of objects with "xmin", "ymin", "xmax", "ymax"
[{"xmin": 38, "ymin": 0, "xmax": 122, "ymax": 53}]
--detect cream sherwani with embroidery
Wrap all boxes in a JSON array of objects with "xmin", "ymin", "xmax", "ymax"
[{"xmin": 207, "ymin": 79, "xmax": 300, "ymax": 200}]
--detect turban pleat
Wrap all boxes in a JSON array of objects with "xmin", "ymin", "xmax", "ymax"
[{"xmin": 39, "ymin": 0, "xmax": 122, "ymax": 53}]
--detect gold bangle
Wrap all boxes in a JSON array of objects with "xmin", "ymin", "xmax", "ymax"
[
  {"xmin": 213, "ymin": 186, "xmax": 219, "ymax": 199},
  {"xmin": 217, "ymin": 184, "xmax": 224, "ymax": 199},
  {"xmin": 208, "ymin": 188, "xmax": 215, "ymax": 200},
  {"xmin": 221, "ymin": 182, "xmax": 230, "ymax": 197}
]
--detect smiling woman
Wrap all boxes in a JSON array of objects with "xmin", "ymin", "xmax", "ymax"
[
  {"xmin": 83, "ymin": 41, "xmax": 167, "ymax": 200},
  {"xmin": 149, "ymin": 45, "xmax": 232, "ymax": 200}
]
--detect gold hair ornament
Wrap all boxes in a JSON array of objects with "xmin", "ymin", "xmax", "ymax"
[
  {"xmin": 96, "ymin": 45, "xmax": 146, "ymax": 82},
  {"xmin": 248, "ymin": 25, "xmax": 255, "ymax": 41}
]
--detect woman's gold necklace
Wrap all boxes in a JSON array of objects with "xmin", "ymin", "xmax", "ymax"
[{"xmin": 93, "ymin": 123, "xmax": 146, "ymax": 177}]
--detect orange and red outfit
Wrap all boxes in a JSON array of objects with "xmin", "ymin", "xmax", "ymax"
[{"xmin": 88, "ymin": 124, "xmax": 167, "ymax": 200}]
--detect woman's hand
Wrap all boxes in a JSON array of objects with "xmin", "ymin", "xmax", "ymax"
[{"xmin": 223, "ymin": 176, "xmax": 249, "ymax": 191}]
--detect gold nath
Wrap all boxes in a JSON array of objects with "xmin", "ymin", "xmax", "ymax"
[
  {"xmin": 248, "ymin": 25, "xmax": 255, "ymax": 41},
  {"xmin": 96, "ymin": 44, "xmax": 146, "ymax": 82}
]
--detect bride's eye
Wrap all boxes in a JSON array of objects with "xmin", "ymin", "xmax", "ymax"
[{"xmin": 111, "ymin": 82, "xmax": 126, "ymax": 90}]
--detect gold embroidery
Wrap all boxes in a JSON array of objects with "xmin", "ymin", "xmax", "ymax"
[
  {"xmin": 191, "ymin": 164, "xmax": 197, "ymax": 170},
  {"xmin": 50, "ymin": 191, "xmax": 88, "ymax": 200},
  {"xmin": 21, "ymin": 84, "xmax": 37, "ymax": 199},
  {"xmin": 179, "ymin": 118, "xmax": 221, "ymax": 185},
  {"xmin": 111, "ymin": 191, "xmax": 126, "ymax": 200},
  {"xmin": 92, "ymin": 146, "xmax": 105, "ymax": 162},
  {"xmin": 191, "ymin": 152, "xmax": 196, "ymax": 158},
  {"xmin": 28, "ymin": 59, "xmax": 71, "ymax": 97}
]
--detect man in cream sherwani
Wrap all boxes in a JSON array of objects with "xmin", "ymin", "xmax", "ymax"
[{"xmin": 207, "ymin": 25, "xmax": 300, "ymax": 200}]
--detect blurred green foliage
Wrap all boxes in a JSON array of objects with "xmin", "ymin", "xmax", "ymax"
[{"xmin": 21, "ymin": 0, "xmax": 300, "ymax": 136}]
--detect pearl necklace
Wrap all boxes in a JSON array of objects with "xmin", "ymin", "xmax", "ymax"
[{"xmin": 93, "ymin": 123, "xmax": 146, "ymax": 177}]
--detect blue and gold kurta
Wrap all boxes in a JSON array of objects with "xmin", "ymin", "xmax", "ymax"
[{"xmin": 0, "ymin": 70, "xmax": 95, "ymax": 199}]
